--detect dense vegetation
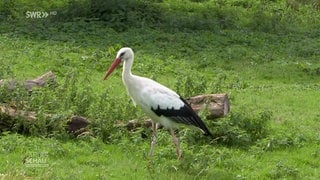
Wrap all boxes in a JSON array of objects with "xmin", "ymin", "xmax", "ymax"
[{"xmin": 0, "ymin": 0, "xmax": 319, "ymax": 179}]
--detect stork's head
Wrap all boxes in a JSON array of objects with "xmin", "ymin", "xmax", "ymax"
[{"xmin": 103, "ymin": 47, "xmax": 133, "ymax": 80}]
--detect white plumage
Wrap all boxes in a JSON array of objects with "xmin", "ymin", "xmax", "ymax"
[{"xmin": 104, "ymin": 47, "xmax": 212, "ymax": 159}]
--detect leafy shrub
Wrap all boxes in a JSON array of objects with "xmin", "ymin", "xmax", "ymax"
[
  {"xmin": 175, "ymin": 73, "xmax": 207, "ymax": 98},
  {"xmin": 161, "ymin": 1, "xmax": 239, "ymax": 32},
  {"xmin": 0, "ymin": 0, "xmax": 19, "ymax": 20},
  {"xmin": 59, "ymin": 0, "xmax": 163, "ymax": 31},
  {"xmin": 268, "ymin": 161, "xmax": 299, "ymax": 179},
  {"xmin": 1, "ymin": 0, "xmax": 319, "ymax": 34},
  {"xmin": 296, "ymin": 62, "xmax": 320, "ymax": 76},
  {"xmin": 211, "ymin": 110, "xmax": 272, "ymax": 147},
  {"xmin": 256, "ymin": 130, "xmax": 308, "ymax": 151},
  {"xmin": 286, "ymin": 0, "xmax": 320, "ymax": 10}
]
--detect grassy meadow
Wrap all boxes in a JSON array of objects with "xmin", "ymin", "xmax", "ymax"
[{"xmin": 0, "ymin": 0, "xmax": 320, "ymax": 179}]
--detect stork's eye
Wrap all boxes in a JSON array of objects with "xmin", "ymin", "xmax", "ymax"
[{"xmin": 120, "ymin": 52, "xmax": 125, "ymax": 57}]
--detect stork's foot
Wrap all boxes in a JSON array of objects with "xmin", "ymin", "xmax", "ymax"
[
  {"xmin": 149, "ymin": 122, "xmax": 158, "ymax": 160},
  {"xmin": 178, "ymin": 152, "xmax": 183, "ymax": 160},
  {"xmin": 169, "ymin": 128, "xmax": 183, "ymax": 160},
  {"xmin": 175, "ymin": 144, "xmax": 182, "ymax": 160}
]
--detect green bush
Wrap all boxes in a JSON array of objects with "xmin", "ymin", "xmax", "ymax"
[
  {"xmin": 58, "ymin": 0, "xmax": 163, "ymax": 31},
  {"xmin": 1, "ymin": 0, "xmax": 319, "ymax": 33},
  {"xmin": 211, "ymin": 110, "xmax": 272, "ymax": 147}
]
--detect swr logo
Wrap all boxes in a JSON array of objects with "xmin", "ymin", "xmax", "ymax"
[{"xmin": 25, "ymin": 11, "xmax": 56, "ymax": 18}]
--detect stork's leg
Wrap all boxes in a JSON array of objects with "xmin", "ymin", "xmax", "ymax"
[
  {"xmin": 170, "ymin": 128, "xmax": 182, "ymax": 160},
  {"xmin": 149, "ymin": 122, "xmax": 158, "ymax": 159}
]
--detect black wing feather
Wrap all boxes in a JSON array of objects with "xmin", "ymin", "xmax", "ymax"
[{"xmin": 151, "ymin": 97, "xmax": 212, "ymax": 136}]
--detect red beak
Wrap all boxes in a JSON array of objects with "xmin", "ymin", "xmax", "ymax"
[{"xmin": 103, "ymin": 57, "xmax": 121, "ymax": 80}]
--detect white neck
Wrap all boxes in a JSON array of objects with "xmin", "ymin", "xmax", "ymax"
[
  {"xmin": 121, "ymin": 55, "xmax": 140, "ymax": 106},
  {"xmin": 122, "ymin": 56, "xmax": 134, "ymax": 82}
]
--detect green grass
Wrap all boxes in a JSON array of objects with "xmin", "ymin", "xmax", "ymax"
[
  {"xmin": 0, "ymin": 133, "xmax": 319, "ymax": 179},
  {"xmin": 1, "ymin": 0, "xmax": 320, "ymax": 179}
]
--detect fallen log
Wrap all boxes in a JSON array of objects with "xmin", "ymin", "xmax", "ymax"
[
  {"xmin": 0, "ymin": 72, "xmax": 230, "ymax": 133},
  {"xmin": 0, "ymin": 71, "xmax": 56, "ymax": 91},
  {"xmin": 117, "ymin": 119, "xmax": 153, "ymax": 131},
  {"xmin": 122, "ymin": 94, "xmax": 230, "ymax": 131},
  {"xmin": 0, "ymin": 71, "xmax": 58, "ymax": 133},
  {"xmin": 0, "ymin": 104, "xmax": 90, "ymax": 136},
  {"xmin": 0, "ymin": 72, "xmax": 90, "ymax": 136},
  {"xmin": 0, "ymin": 104, "xmax": 37, "ymax": 133},
  {"xmin": 0, "ymin": 104, "xmax": 36, "ymax": 121},
  {"xmin": 186, "ymin": 93, "xmax": 230, "ymax": 119}
]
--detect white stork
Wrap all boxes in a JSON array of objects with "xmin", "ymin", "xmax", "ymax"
[{"xmin": 103, "ymin": 47, "xmax": 212, "ymax": 159}]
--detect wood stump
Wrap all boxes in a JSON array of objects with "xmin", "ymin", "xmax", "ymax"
[{"xmin": 186, "ymin": 93, "xmax": 230, "ymax": 119}]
